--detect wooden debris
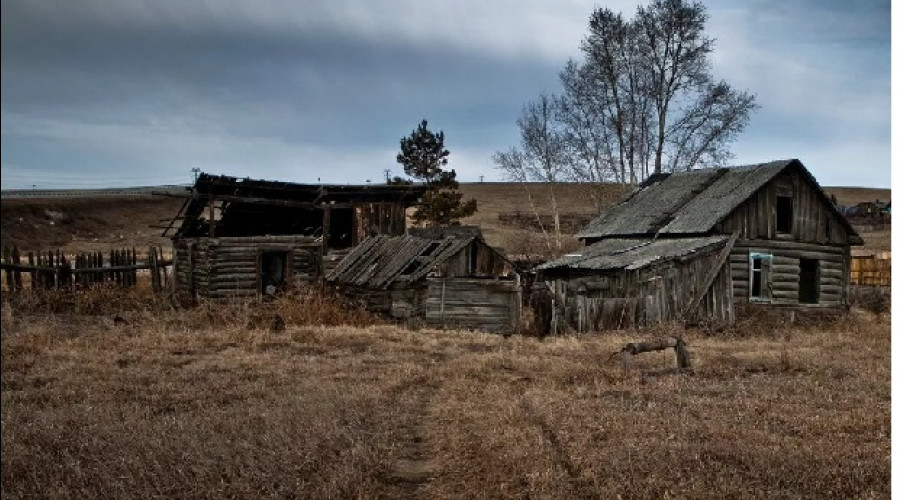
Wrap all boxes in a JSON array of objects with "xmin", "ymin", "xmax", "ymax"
[{"xmin": 614, "ymin": 336, "xmax": 693, "ymax": 375}]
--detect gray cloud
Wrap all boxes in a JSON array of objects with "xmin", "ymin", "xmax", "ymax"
[{"xmin": 1, "ymin": 0, "xmax": 890, "ymax": 189}]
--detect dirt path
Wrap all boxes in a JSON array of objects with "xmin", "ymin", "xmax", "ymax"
[{"xmin": 380, "ymin": 374, "xmax": 441, "ymax": 499}]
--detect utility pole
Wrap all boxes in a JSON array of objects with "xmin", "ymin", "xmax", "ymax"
[
  {"xmin": 383, "ymin": 169, "xmax": 391, "ymax": 183},
  {"xmin": 191, "ymin": 167, "xmax": 201, "ymax": 183},
  {"xmin": 479, "ymin": 175, "xmax": 484, "ymax": 183}
]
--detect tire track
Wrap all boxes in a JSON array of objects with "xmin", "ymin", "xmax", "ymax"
[{"xmin": 521, "ymin": 398, "xmax": 591, "ymax": 498}]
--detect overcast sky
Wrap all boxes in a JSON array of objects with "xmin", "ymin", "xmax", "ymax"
[{"xmin": 0, "ymin": 0, "xmax": 891, "ymax": 189}]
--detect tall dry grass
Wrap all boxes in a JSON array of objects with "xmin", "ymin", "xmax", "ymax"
[{"xmin": 0, "ymin": 287, "xmax": 890, "ymax": 499}]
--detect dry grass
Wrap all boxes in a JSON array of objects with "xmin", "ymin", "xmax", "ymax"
[{"xmin": 1, "ymin": 288, "xmax": 890, "ymax": 499}]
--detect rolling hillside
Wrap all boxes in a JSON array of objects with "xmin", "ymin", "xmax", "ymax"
[{"xmin": 0, "ymin": 183, "xmax": 889, "ymax": 253}]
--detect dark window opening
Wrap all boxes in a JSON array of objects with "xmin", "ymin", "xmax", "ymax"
[
  {"xmin": 824, "ymin": 216, "xmax": 832, "ymax": 241},
  {"xmin": 327, "ymin": 207, "xmax": 354, "ymax": 250},
  {"xmin": 798, "ymin": 258, "xmax": 820, "ymax": 304},
  {"xmin": 749, "ymin": 253, "xmax": 772, "ymax": 300},
  {"xmin": 260, "ymin": 250, "xmax": 291, "ymax": 297},
  {"xmin": 469, "ymin": 244, "xmax": 479, "ymax": 275},
  {"xmin": 776, "ymin": 196, "xmax": 793, "ymax": 234},
  {"xmin": 750, "ymin": 257, "xmax": 762, "ymax": 298}
]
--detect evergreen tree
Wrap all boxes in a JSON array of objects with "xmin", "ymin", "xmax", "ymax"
[{"xmin": 396, "ymin": 119, "xmax": 477, "ymax": 226}]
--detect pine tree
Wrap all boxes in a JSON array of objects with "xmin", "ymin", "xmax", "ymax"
[{"xmin": 396, "ymin": 120, "xmax": 477, "ymax": 226}]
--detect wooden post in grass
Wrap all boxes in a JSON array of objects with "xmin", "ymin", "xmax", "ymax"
[
  {"xmin": 149, "ymin": 246, "xmax": 159, "ymax": 292},
  {"xmin": 28, "ymin": 251, "xmax": 37, "ymax": 290},
  {"xmin": 2, "ymin": 247, "xmax": 12, "ymax": 292},
  {"xmin": 12, "ymin": 247, "xmax": 23, "ymax": 291}
]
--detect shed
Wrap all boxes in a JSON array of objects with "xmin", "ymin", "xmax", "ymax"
[
  {"xmin": 541, "ymin": 159, "xmax": 862, "ymax": 332},
  {"xmin": 325, "ymin": 232, "xmax": 521, "ymax": 333},
  {"xmin": 163, "ymin": 173, "xmax": 425, "ymax": 301}
]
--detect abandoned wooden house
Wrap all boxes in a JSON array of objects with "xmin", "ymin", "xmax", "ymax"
[
  {"xmin": 325, "ymin": 229, "xmax": 521, "ymax": 333},
  {"xmin": 538, "ymin": 159, "xmax": 863, "ymax": 332},
  {"xmin": 162, "ymin": 173, "xmax": 425, "ymax": 301}
]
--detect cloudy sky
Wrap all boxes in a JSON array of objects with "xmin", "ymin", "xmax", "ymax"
[{"xmin": 0, "ymin": 0, "xmax": 890, "ymax": 189}]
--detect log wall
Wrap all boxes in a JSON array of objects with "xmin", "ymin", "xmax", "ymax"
[
  {"xmin": 729, "ymin": 239, "xmax": 848, "ymax": 307},
  {"xmin": 173, "ymin": 236, "xmax": 321, "ymax": 301}
]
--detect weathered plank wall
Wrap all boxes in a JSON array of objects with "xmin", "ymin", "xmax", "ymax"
[
  {"xmin": 173, "ymin": 236, "xmax": 321, "ymax": 301},
  {"xmin": 729, "ymin": 239, "xmax": 847, "ymax": 307},
  {"xmin": 353, "ymin": 202, "xmax": 407, "ymax": 245},
  {"xmin": 548, "ymin": 247, "xmax": 732, "ymax": 332},
  {"xmin": 717, "ymin": 169, "xmax": 849, "ymax": 245},
  {"xmin": 424, "ymin": 278, "xmax": 521, "ymax": 333}
]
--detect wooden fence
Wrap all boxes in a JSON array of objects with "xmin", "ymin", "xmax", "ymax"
[
  {"xmin": 1, "ymin": 246, "xmax": 172, "ymax": 293},
  {"xmin": 850, "ymin": 253, "xmax": 890, "ymax": 287}
]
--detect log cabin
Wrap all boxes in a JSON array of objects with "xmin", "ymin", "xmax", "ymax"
[
  {"xmin": 325, "ymin": 228, "xmax": 521, "ymax": 333},
  {"xmin": 538, "ymin": 159, "xmax": 862, "ymax": 332},
  {"xmin": 162, "ymin": 173, "xmax": 425, "ymax": 301}
]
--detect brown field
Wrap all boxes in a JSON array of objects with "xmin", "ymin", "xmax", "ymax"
[
  {"xmin": 0, "ymin": 196, "xmax": 182, "ymax": 252},
  {"xmin": 2, "ymin": 182, "xmax": 887, "ymax": 256},
  {"xmin": 0, "ymin": 285, "xmax": 890, "ymax": 499}
]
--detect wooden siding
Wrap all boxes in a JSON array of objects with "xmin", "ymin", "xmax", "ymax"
[
  {"xmin": 352, "ymin": 202, "xmax": 407, "ymax": 245},
  {"xmin": 173, "ymin": 236, "xmax": 321, "ymax": 301},
  {"xmin": 717, "ymin": 169, "xmax": 849, "ymax": 245},
  {"xmin": 548, "ymin": 247, "xmax": 733, "ymax": 332},
  {"xmin": 729, "ymin": 239, "xmax": 847, "ymax": 307},
  {"xmin": 425, "ymin": 278, "xmax": 521, "ymax": 333},
  {"xmin": 434, "ymin": 239, "xmax": 514, "ymax": 279}
]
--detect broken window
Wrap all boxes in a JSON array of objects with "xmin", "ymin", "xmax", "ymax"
[
  {"xmin": 798, "ymin": 258, "xmax": 820, "ymax": 304},
  {"xmin": 776, "ymin": 196, "xmax": 793, "ymax": 234},
  {"xmin": 749, "ymin": 252, "xmax": 772, "ymax": 301}
]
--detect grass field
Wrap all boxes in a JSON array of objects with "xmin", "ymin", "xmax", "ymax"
[{"xmin": 0, "ymin": 286, "xmax": 890, "ymax": 499}]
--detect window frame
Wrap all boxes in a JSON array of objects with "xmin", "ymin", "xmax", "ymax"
[{"xmin": 748, "ymin": 252, "xmax": 773, "ymax": 302}]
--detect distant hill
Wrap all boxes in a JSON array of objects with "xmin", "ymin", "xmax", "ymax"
[{"xmin": 0, "ymin": 182, "xmax": 889, "ymax": 253}]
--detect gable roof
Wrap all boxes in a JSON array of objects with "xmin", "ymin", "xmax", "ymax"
[
  {"xmin": 326, "ymin": 234, "xmax": 482, "ymax": 289},
  {"xmin": 537, "ymin": 235, "xmax": 730, "ymax": 273},
  {"xmin": 575, "ymin": 159, "xmax": 861, "ymax": 244}
]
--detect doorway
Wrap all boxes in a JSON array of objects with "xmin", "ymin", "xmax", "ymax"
[
  {"xmin": 798, "ymin": 258, "xmax": 819, "ymax": 304},
  {"xmin": 260, "ymin": 250, "xmax": 291, "ymax": 296}
]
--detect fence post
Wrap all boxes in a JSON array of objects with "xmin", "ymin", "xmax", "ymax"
[
  {"xmin": 28, "ymin": 251, "xmax": 36, "ymax": 290},
  {"xmin": 150, "ymin": 246, "xmax": 160, "ymax": 293},
  {"xmin": 13, "ymin": 247, "xmax": 23, "ymax": 290},
  {"xmin": 2, "ymin": 247, "xmax": 11, "ymax": 292}
]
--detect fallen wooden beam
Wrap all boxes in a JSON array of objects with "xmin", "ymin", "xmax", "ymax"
[{"xmin": 615, "ymin": 336, "xmax": 692, "ymax": 374}]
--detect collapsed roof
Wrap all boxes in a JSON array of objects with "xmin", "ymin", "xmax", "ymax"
[
  {"xmin": 164, "ymin": 173, "xmax": 426, "ymax": 238},
  {"xmin": 326, "ymin": 233, "xmax": 513, "ymax": 289},
  {"xmin": 537, "ymin": 235, "xmax": 730, "ymax": 273}
]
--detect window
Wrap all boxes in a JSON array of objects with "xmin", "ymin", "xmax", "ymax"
[
  {"xmin": 798, "ymin": 258, "xmax": 820, "ymax": 304},
  {"xmin": 776, "ymin": 196, "xmax": 793, "ymax": 234},
  {"xmin": 749, "ymin": 252, "xmax": 772, "ymax": 301}
]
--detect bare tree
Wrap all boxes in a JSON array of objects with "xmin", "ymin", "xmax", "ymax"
[
  {"xmin": 509, "ymin": 0, "xmax": 758, "ymax": 187},
  {"xmin": 492, "ymin": 94, "xmax": 569, "ymax": 254}
]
